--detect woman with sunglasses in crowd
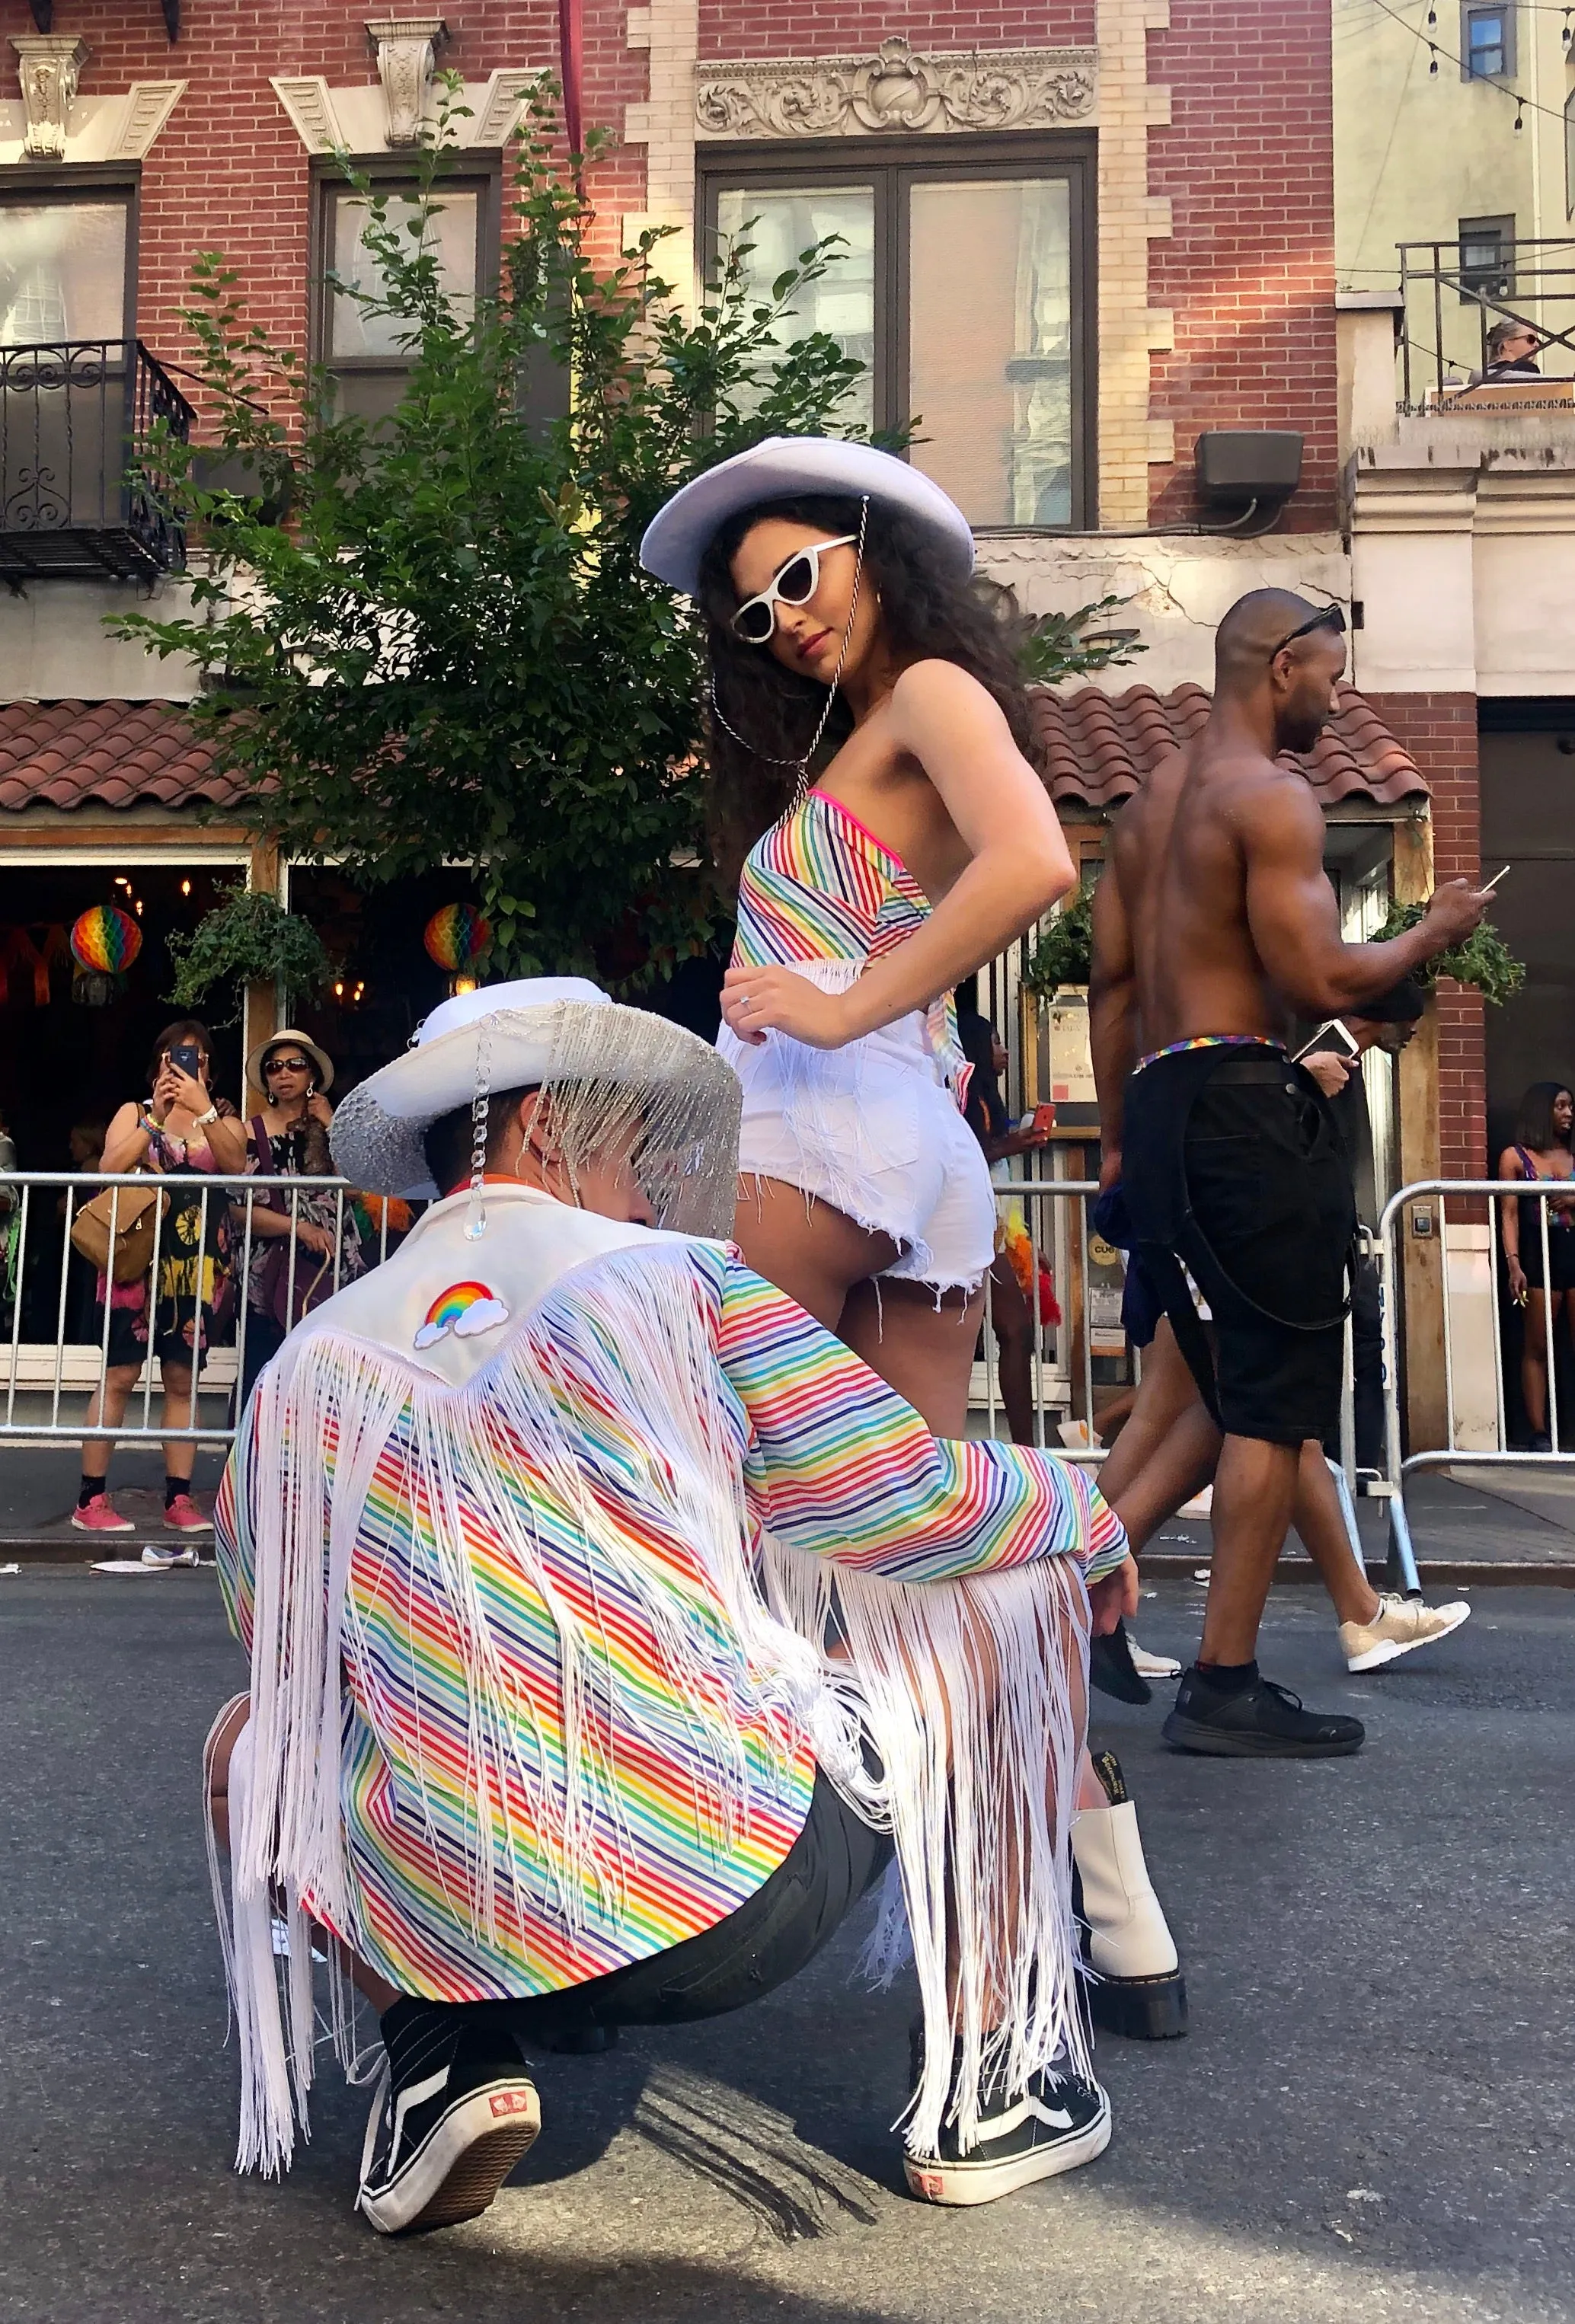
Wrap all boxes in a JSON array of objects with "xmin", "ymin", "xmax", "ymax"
[
  {"xmin": 236, "ymin": 1029, "xmax": 362, "ymax": 1410},
  {"xmin": 641, "ymin": 444, "xmax": 1183, "ymax": 2126}
]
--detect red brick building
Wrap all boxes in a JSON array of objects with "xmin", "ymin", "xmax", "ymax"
[{"xmin": 0, "ymin": 0, "xmax": 1487, "ymax": 1435}]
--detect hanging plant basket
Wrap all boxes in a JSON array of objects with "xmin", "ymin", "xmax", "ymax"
[{"xmin": 165, "ymin": 886, "xmax": 334, "ymax": 1026}]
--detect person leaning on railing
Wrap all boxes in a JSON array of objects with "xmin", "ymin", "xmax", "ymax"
[
  {"xmin": 234, "ymin": 1029, "xmax": 363, "ymax": 1413},
  {"xmin": 73, "ymin": 1018, "xmax": 246, "ymax": 1540}
]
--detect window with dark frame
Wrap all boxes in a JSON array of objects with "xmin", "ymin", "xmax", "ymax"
[
  {"xmin": 0, "ymin": 184, "xmax": 135, "ymax": 346},
  {"xmin": 1457, "ymin": 212, "xmax": 1516, "ymax": 305},
  {"xmin": 314, "ymin": 171, "xmax": 491, "ymax": 423},
  {"xmin": 1461, "ymin": 4, "xmax": 1513, "ymax": 79},
  {"xmin": 699, "ymin": 145, "xmax": 1094, "ymax": 530}
]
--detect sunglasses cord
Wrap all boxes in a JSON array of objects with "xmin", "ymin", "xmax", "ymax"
[{"xmin": 708, "ymin": 496, "xmax": 869, "ymax": 798}]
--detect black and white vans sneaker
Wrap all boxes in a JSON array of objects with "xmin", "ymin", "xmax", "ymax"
[
  {"xmin": 904, "ymin": 2057, "xmax": 1111, "ymax": 2207},
  {"xmin": 356, "ymin": 2002, "xmax": 541, "ymax": 2236}
]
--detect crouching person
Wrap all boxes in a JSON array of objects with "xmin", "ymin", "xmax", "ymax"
[{"xmin": 206, "ymin": 980, "xmax": 1132, "ymax": 2233}]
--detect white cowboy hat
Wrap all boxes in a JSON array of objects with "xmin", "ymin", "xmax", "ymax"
[
  {"xmin": 246, "ymin": 1026, "xmax": 336, "ymax": 1093},
  {"xmin": 327, "ymin": 978, "xmax": 742, "ymax": 1234},
  {"xmin": 639, "ymin": 436, "xmax": 976, "ymax": 600}
]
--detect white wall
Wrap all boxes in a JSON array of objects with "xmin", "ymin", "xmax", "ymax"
[
  {"xmin": 0, "ymin": 576, "xmax": 201, "ymax": 701},
  {"xmin": 975, "ymin": 532, "xmax": 1350, "ymax": 694}
]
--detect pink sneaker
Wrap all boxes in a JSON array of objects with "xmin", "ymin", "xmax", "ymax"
[
  {"xmin": 72, "ymin": 1495, "xmax": 136, "ymax": 1534},
  {"xmin": 163, "ymin": 1493, "xmax": 212, "ymax": 1535}
]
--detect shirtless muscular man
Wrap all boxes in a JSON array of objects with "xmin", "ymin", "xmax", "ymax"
[{"xmin": 1091, "ymin": 589, "xmax": 1490, "ymax": 1756}]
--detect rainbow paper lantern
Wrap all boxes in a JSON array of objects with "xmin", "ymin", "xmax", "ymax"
[
  {"xmin": 69, "ymin": 904, "xmax": 142, "ymax": 976},
  {"xmin": 423, "ymin": 903, "xmax": 490, "ymax": 975}
]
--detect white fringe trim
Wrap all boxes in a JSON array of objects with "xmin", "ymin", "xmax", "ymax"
[{"xmin": 219, "ymin": 1240, "xmax": 1090, "ymax": 2172}]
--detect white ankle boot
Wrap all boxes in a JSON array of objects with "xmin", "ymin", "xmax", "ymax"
[{"xmin": 1072, "ymin": 1751, "xmax": 1187, "ymax": 2038}]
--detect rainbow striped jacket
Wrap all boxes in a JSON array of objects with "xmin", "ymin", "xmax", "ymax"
[{"xmin": 215, "ymin": 1186, "xmax": 1126, "ymax": 2004}]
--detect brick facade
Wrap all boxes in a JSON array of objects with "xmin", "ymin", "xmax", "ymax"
[
  {"xmin": 1147, "ymin": 0, "xmax": 1337, "ymax": 530},
  {"xmin": 8, "ymin": 1, "xmax": 1340, "ymax": 528},
  {"xmin": 1363, "ymin": 692, "xmax": 1487, "ymax": 1183}
]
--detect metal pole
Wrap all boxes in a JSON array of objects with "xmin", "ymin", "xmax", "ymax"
[
  {"xmin": 1541, "ymin": 1188, "xmax": 1559, "ymax": 1452},
  {"xmin": 5, "ymin": 1184, "xmax": 29, "ymax": 1429},
  {"xmin": 1439, "ymin": 1189, "xmax": 1458, "ymax": 1454}
]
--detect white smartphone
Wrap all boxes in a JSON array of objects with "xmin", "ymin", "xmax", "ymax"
[{"xmin": 1293, "ymin": 1019, "xmax": 1362, "ymax": 1065}]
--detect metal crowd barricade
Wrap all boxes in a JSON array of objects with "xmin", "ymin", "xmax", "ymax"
[
  {"xmin": 1378, "ymin": 1176, "xmax": 1575, "ymax": 1589},
  {"xmin": 979, "ymin": 1176, "xmax": 1375, "ymax": 1594},
  {"xmin": 0, "ymin": 1172, "xmax": 395, "ymax": 1447},
  {"xmin": 978, "ymin": 1176, "xmax": 1108, "ymax": 1461}
]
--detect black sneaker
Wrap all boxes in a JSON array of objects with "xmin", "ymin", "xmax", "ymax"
[
  {"xmin": 904, "ymin": 2044, "xmax": 1110, "ymax": 2206},
  {"xmin": 356, "ymin": 2003, "xmax": 541, "ymax": 2236},
  {"xmin": 1161, "ymin": 1666, "xmax": 1364, "ymax": 1759},
  {"xmin": 1088, "ymin": 1619, "xmax": 1152, "ymax": 1706}
]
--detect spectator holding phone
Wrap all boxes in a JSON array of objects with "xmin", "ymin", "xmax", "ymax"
[
  {"xmin": 1498, "ymin": 1082, "xmax": 1575, "ymax": 1452},
  {"xmin": 74, "ymin": 1019, "xmax": 246, "ymax": 1536}
]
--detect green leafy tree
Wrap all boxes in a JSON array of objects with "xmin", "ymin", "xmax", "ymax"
[{"xmin": 113, "ymin": 88, "xmax": 879, "ymax": 982}]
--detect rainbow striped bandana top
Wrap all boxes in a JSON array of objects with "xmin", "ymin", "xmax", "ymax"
[
  {"xmin": 214, "ymin": 1183, "xmax": 1124, "ymax": 2173},
  {"xmin": 733, "ymin": 787, "xmax": 966, "ymax": 1097}
]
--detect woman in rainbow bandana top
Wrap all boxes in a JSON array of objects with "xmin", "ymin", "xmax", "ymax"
[{"xmin": 642, "ymin": 439, "xmax": 1078, "ymax": 1432}]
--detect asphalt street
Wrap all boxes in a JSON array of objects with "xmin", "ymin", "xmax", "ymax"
[{"xmin": 2, "ymin": 1569, "xmax": 1570, "ymax": 2324}]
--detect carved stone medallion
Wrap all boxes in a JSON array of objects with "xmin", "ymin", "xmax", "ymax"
[{"xmin": 695, "ymin": 36, "xmax": 1097, "ymax": 141}]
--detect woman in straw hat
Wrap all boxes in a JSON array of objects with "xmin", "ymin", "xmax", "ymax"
[
  {"xmin": 235, "ymin": 1027, "xmax": 359, "ymax": 1409},
  {"xmin": 644, "ymin": 440, "xmax": 1184, "ymax": 2042}
]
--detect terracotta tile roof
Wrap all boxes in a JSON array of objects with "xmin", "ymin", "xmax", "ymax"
[
  {"xmin": 0, "ymin": 700, "xmax": 243, "ymax": 814},
  {"xmin": 1028, "ymin": 683, "xmax": 1430, "ymax": 812}
]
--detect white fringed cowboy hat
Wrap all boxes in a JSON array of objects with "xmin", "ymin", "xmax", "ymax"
[
  {"xmin": 328, "ymin": 978, "xmax": 743, "ymax": 1234},
  {"xmin": 640, "ymin": 436, "xmax": 976, "ymax": 599}
]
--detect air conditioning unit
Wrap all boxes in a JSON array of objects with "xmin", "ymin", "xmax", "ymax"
[{"xmin": 1194, "ymin": 430, "xmax": 1303, "ymax": 510}]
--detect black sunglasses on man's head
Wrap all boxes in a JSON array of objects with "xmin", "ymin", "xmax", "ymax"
[{"xmin": 1268, "ymin": 604, "xmax": 1347, "ymax": 659}]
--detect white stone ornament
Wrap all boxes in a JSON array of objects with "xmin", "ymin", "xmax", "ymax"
[
  {"xmin": 11, "ymin": 34, "xmax": 88, "ymax": 161},
  {"xmin": 366, "ymin": 17, "xmax": 447, "ymax": 148},
  {"xmin": 695, "ymin": 36, "xmax": 1098, "ymax": 142}
]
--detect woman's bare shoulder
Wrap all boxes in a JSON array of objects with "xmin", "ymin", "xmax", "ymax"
[
  {"xmin": 890, "ymin": 657, "xmax": 1002, "ymax": 716},
  {"xmin": 1499, "ymin": 1145, "xmax": 1529, "ymax": 1178}
]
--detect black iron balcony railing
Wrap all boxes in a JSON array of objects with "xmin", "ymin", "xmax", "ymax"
[
  {"xmin": 0, "ymin": 339, "xmax": 195, "ymax": 583},
  {"xmin": 1397, "ymin": 239, "xmax": 1575, "ymax": 413}
]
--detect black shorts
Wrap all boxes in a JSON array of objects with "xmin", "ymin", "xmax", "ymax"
[
  {"xmin": 484, "ymin": 1770, "xmax": 893, "ymax": 2048},
  {"xmin": 1518, "ymin": 1222, "xmax": 1575, "ymax": 1294},
  {"xmin": 1123, "ymin": 1046, "xmax": 1356, "ymax": 1448}
]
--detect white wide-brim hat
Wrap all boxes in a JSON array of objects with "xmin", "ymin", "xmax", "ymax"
[
  {"xmin": 640, "ymin": 435, "xmax": 976, "ymax": 600},
  {"xmin": 328, "ymin": 978, "xmax": 742, "ymax": 1234}
]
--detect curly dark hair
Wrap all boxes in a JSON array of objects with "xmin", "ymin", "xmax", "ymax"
[
  {"xmin": 1513, "ymin": 1081, "xmax": 1573, "ymax": 1154},
  {"xmin": 697, "ymin": 493, "xmax": 1036, "ymax": 888}
]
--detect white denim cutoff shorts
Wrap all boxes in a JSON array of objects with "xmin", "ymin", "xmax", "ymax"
[{"xmin": 717, "ymin": 971, "xmax": 997, "ymax": 1298}]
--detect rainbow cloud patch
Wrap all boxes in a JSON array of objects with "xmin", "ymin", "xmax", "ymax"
[{"xmin": 414, "ymin": 1281, "xmax": 510, "ymax": 1351}]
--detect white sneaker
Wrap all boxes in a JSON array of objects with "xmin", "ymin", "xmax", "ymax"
[
  {"xmin": 1128, "ymin": 1638, "xmax": 1181, "ymax": 1680},
  {"xmin": 1340, "ymin": 1592, "xmax": 1471, "ymax": 1673},
  {"xmin": 141, "ymin": 1542, "xmax": 200, "ymax": 1569}
]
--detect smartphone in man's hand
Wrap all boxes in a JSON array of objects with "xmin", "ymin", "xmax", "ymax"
[{"xmin": 1294, "ymin": 1020, "xmax": 1361, "ymax": 1065}]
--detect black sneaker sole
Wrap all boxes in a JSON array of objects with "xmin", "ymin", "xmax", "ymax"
[
  {"xmin": 1086, "ymin": 1965, "xmax": 1189, "ymax": 2040},
  {"xmin": 359, "ymin": 2082, "xmax": 541, "ymax": 2235},
  {"xmin": 1161, "ymin": 1710, "xmax": 1363, "ymax": 1759}
]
